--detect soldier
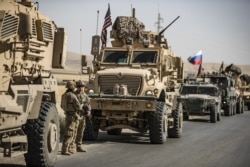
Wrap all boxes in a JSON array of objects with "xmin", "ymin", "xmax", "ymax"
[
  {"xmin": 69, "ymin": 80, "xmax": 91, "ymax": 153},
  {"xmin": 61, "ymin": 81, "xmax": 81, "ymax": 155}
]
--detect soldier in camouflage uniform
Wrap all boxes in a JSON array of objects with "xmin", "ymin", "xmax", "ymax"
[
  {"xmin": 69, "ymin": 80, "xmax": 91, "ymax": 153},
  {"xmin": 61, "ymin": 81, "xmax": 81, "ymax": 155}
]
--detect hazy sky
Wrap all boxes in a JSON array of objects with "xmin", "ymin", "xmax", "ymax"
[{"xmin": 37, "ymin": 0, "xmax": 250, "ymax": 65}]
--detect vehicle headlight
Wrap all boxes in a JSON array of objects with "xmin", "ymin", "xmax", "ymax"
[
  {"xmin": 146, "ymin": 102, "xmax": 153, "ymax": 108},
  {"xmin": 88, "ymin": 89, "xmax": 94, "ymax": 94},
  {"xmin": 145, "ymin": 90, "xmax": 153, "ymax": 96}
]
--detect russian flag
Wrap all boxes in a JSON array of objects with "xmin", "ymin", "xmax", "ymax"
[{"xmin": 188, "ymin": 50, "xmax": 202, "ymax": 65}]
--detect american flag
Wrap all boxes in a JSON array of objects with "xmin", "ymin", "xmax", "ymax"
[{"xmin": 101, "ymin": 4, "xmax": 112, "ymax": 48}]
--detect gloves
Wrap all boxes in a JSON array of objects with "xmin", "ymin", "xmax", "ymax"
[{"xmin": 82, "ymin": 105, "xmax": 91, "ymax": 116}]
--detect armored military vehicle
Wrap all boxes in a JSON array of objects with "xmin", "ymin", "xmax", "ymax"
[
  {"xmin": 0, "ymin": 0, "xmax": 66, "ymax": 166},
  {"xmin": 83, "ymin": 10, "xmax": 184, "ymax": 144},
  {"xmin": 224, "ymin": 64, "xmax": 245, "ymax": 114},
  {"xmin": 240, "ymin": 74, "xmax": 250, "ymax": 110},
  {"xmin": 179, "ymin": 82, "xmax": 221, "ymax": 123},
  {"xmin": 208, "ymin": 74, "xmax": 237, "ymax": 116}
]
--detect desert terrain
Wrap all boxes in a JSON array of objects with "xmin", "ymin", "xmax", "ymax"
[{"xmin": 57, "ymin": 52, "xmax": 250, "ymax": 78}]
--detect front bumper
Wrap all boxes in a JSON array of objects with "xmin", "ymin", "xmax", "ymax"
[{"xmin": 89, "ymin": 94, "xmax": 157, "ymax": 111}]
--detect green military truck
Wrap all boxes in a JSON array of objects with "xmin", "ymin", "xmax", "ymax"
[
  {"xmin": 83, "ymin": 10, "xmax": 184, "ymax": 144},
  {"xmin": 179, "ymin": 82, "xmax": 221, "ymax": 123}
]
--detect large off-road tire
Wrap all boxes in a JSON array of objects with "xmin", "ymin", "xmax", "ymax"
[
  {"xmin": 247, "ymin": 103, "xmax": 250, "ymax": 111},
  {"xmin": 210, "ymin": 105, "xmax": 217, "ymax": 123},
  {"xmin": 24, "ymin": 102, "xmax": 60, "ymax": 167},
  {"xmin": 224, "ymin": 103, "xmax": 231, "ymax": 116},
  {"xmin": 217, "ymin": 105, "xmax": 221, "ymax": 121},
  {"xmin": 148, "ymin": 102, "xmax": 167, "ymax": 144},
  {"xmin": 168, "ymin": 102, "xmax": 183, "ymax": 138},
  {"xmin": 83, "ymin": 116, "xmax": 99, "ymax": 141},
  {"xmin": 183, "ymin": 112, "xmax": 189, "ymax": 121},
  {"xmin": 241, "ymin": 100, "xmax": 245, "ymax": 114},
  {"xmin": 236, "ymin": 98, "xmax": 244, "ymax": 114},
  {"xmin": 107, "ymin": 128, "xmax": 122, "ymax": 135}
]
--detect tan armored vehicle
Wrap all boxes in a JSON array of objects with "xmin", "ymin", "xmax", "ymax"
[
  {"xmin": 240, "ymin": 74, "xmax": 250, "ymax": 110},
  {"xmin": 0, "ymin": 0, "xmax": 66, "ymax": 166},
  {"xmin": 83, "ymin": 10, "xmax": 184, "ymax": 144}
]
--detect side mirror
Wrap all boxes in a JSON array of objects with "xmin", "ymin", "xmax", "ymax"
[{"xmin": 81, "ymin": 55, "xmax": 87, "ymax": 67}]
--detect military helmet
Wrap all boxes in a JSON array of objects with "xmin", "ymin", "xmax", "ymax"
[
  {"xmin": 66, "ymin": 80, "xmax": 76, "ymax": 90},
  {"xmin": 76, "ymin": 80, "xmax": 85, "ymax": 87}
]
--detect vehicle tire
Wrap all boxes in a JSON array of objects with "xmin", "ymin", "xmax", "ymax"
[
  {"xmin": 83, "ymin": 116, "xmax": 99, "ymax": 141},
  {"xmin": 241, "ymin": 100, "xmax": 245, "ymax": 114},
  {"xmin": 224, "ymin": 104, "xmax": 230, "ymax": 116},
  {"xmin": 183, "ymin": 112, "xmax": 189, "ymax": 121},
  {"xmin": 24, "ymin": 102, "xmax": 60, "ymax": 167},
  {"xmin": 210, "ymin": 105, "xmax": 217, "ymax": 123},
  {"xmin": 148, "ymin": 101, "xmax": 167, "ymax": 144},
  {"xmin": 168, "ymin": 102, "xmax": 183, "ymax": 138},
  {"xmin": 217, "ymin": 105, "xmax": 221, "ymax": 121},
  {"xmin": 236, "ymin": 98, "xmax": 242, "ymax": 114},
  {"xmin": 107, "ymin": 128, "xmax": 122, "ymax": 135}
]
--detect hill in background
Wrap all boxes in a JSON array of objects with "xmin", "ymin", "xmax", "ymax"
[{"xmin": 65, "ymin": 52, "xmax": 250, "ymax": 76}]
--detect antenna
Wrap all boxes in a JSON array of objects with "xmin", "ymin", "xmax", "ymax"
[
  {"xmin": 96, "ymin": 10, "xmax": 99, "ymax": 35},
  {"xmin": 154, "ymin": 4, "xmax": 163, "ymax": 33}
]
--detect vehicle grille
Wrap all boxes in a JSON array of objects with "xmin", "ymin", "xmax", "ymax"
[
  {"xmin": 188, "ymin": 98, "xmax": 204, "ymax": 104},
  {"xmin": 98, "ymin": 75, "xmax": 142, "ymax": 95}
]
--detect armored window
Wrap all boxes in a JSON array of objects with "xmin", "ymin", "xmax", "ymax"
[
  {"xmin": 132, "ymin": 51, "xmax": 157, "ymax": 64},
  {"xmin": 198, "ymin": 87, "xmax": 217, "ymax": 95},
  {"xmin": 103, "ymin": 51, "xmax": 128, "ymax": 63},
  {"xmin": 211, "ymin": 77, "xmax": 228, "ymax": 87},
  {"xmin": 180, "ymin": 86, "xmax": 198, "ymax": 95}
]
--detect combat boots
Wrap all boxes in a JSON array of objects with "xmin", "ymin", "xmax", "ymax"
[
  {"xmin": 61, "ymin": 150, "xmax": 71, "ymax": 156},
  {"xmin": 61, "ymin": 144, "xmax": 71, "ymax": 156},
  {"xmin": 77, "ymin": 145, "xmax": 87, "ymax": 152},
  {"xmin": 68, "ymin": 144, "xmax": 76, "ymax": 154}
]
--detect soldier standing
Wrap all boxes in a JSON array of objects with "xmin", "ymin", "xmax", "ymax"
[
  {"xmin": 69, "ymin": 80, "xmax": 91, "ymax": 153},
  {"xmin": 61, "ymin": 81, "xmax": 81, "ymax": 155}
]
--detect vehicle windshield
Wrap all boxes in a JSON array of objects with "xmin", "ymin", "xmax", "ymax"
[
  {"xmin": 102, "ymin": 51, "xmax": 128, "ymax": 63},
  {"xmin": 181, "ymin": 86, "xmax": 218, "ymax": 96},
  {"xmin": 132, "ymin": 51, "xmax": 158, "ymax": 64},
  {"xmin": 210, "ymin": 77, "xmax": 228, "ymax": 87}
]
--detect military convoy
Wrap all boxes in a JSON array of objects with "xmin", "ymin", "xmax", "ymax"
[
  {"xmin": 0, "ymin": 0, "xmax": 67, "ymax": 166},
  {"xmin": 191, "ymin": 63, "xmax": 246, "ymax": 117},
  {"xmin": 180, "ymin": 82, "xmax": 221, "ymax": 123},
  {"xmin": 0, "ymin": 0, "xmax": 249, "ymax": 166},
  {"xmin": 83, "ymin": 10, "xmax": 184, "ymax": 144}
]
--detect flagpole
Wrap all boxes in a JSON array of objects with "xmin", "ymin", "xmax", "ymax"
[
  {"xmin": 96, "ymin": 10, "xmax": 99, "ymax": 35},
  {"xmin": 80, "ymin": 28, "xmax": 82, "ymax": 79}
]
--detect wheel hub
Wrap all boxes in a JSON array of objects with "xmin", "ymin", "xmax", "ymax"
[{"xmin": 48, "ymin": 122, "xmax": 58, "ymax": 152}]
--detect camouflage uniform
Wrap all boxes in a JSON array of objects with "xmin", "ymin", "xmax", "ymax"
[
  {"xmin": 61, "ymin": 81, "xmax": 81, "ymax": 155},
  {"xmin": 69, "ymin": 80, "xmax": 91, "ymax": 153}
]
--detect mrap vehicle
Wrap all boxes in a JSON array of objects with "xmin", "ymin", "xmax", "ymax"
[
  {"xmin": 83, "ymin": 9, "xmax": 184, "ymax": 144},
  {"xmin": 0, "ymin": 0, "xmax": 67, "ymax": 166}
]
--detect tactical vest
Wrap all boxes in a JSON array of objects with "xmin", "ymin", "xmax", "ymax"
[{"xmin": 61, "ymin": 91, "xmax": 80, "ymax": 112}]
